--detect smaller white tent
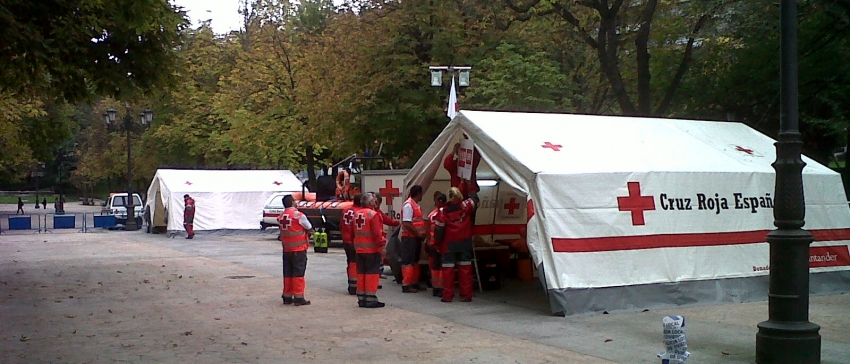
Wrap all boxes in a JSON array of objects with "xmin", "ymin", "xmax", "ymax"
[{"xmin": 146, "ymin": 169, "xmax": 302, "ymax": 233}]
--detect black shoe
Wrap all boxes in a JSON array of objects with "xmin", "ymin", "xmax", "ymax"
[
  {"xmin": 282, "ymin": 296, "xmax": 293, "ymax": 305},
  {"xmin": 362, "ymin": 301, "xmax": 385, "ymax": 308},
  {"xmin": 293, "ymin": 298, "xmax": 311, "ymax": 306},
  {"xmin": 402, "ymin": 286, "xmax": 419, "ymax": 293},
  {"xmin": 432, "ymin": 288, "xmax": 443, "ymax": 297},
  {"xmin": 441, "ymin": 298, "xmax": 452, "ymax": 303},
  {"xmin": 358, "ymin": 300, "xmax": 365, "ymax": 307},
  {"xmin": 186, "ymin": 236, "xmax": 193, "ymax": 239},
  {"xmin": 378, "ymin": 285, "xmax": 383, "ymax": 289},
  {"xmin": 348, "ymin": 287, "xmax": 357, "ymax": 295}
]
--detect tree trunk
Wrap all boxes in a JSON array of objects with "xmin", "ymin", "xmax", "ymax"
[{"xmin": 305, "ymin": 145, "xmax": 317, "ymax": 192}]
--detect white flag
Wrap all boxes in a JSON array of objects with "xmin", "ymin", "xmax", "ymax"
[{"xmin": 447, "ymin": 76, "xmax": 458, "ymax": 120}]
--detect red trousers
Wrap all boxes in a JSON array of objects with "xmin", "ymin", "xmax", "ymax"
[{"xmin": 356, "ymin": 252, "xmax": 382, "ymax": 304}]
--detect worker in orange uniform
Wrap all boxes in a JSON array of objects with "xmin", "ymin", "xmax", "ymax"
[
  {"xmin": 400, "ymin": 185, "xmax": 427, "ymax": 293},
  {"xmin": 374, "ymin": 194, "xmax": 400, "ymax": 227},
  {"xmin": 183, "ymin": 194, "xmax": 196, "ymax": 239},
  {"xmin": 277, "ymin": 195, "xmax": 315, "ymax": 306},
  {"xmin": 341, "ymin": 194, "xmax": 362, "ymax": 295},
  {"xmin": 427, "ymin": 192, "xmax": 447, "ymax": 297},
  {"xmin": 353, "ymin": 193, "xmax": 386, "ymax": 308},
  {"xmin": 434, "ymin": 187, "xmax": 479, "ymax": 302},
  {"xmin": 335, "ymin": 167, "xmax": 351, "ymax": 200}
]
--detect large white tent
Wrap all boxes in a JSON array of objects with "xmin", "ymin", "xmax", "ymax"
[
  {"xmin": 146, "ymin": 169, "xmax": 303, "ymax": 233},
  {"xmin": 405, "ymin": 110, "xmax": 850, "ymax": 315}
]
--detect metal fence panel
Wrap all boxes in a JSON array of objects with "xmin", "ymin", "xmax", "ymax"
[
  {"xmin": 43, "ymin": 213, "xmax": 85, "ymax": 233},
  {"xmin": 0, "ymin": 214, "xmax": 41, "ymax": 234}
]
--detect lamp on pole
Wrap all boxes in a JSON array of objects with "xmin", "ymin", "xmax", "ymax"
[
  {"xmin": 429, "ymin": 65, "xmax": 472, "ymax": 119},
  {"xmin": 755, "ymin": 0, "xmax": 821, "ymax": 362},
  {"xmin": 103, "ymin": 106, "xmax": 153, "ymax": 232},
  {"xmin": 31, "ymin": 164, "xmax": 45, "ymax": 209}
]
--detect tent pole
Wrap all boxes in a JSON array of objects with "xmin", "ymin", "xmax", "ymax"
[{"xmin": 490, "ymin": 181, "xmax": 500, "ymax": 243}]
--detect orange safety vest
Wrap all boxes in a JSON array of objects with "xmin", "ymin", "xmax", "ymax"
[
  {"xmin": 278, "ymin": 208, "xmax": 309, "ymax": 252},
  {"xmin": 353, "ymin": 209, "xmax": 381, "ymax": 254},
  {"xmin": 401, "ymin": 198, "xmax": 426, "ymax": 238}
]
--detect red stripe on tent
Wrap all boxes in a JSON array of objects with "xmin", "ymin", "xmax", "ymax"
[
  {"xmin": 473, "ymin": 224, "xmax": 525, "ymax": 236},
  {"xmin": 551, "ymin": 228, "xmax": 850, "ymax": 253},
  {"xmin": 809, "ymin": 246, "xmax": 850, "ymax": 268}
]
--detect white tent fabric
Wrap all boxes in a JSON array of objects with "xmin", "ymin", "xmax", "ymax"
[
  {"xmin": 146, "ymin": 169, "xmax": 303, "ymax": 232},
  {"xmin": 405, "ymin": 111, "xmax": 850, "ymax": 315}
]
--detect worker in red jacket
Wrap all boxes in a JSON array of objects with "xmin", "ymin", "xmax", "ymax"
[
  {"xmin": 443, "ymin": 141, "xmax": 481, "ymax": 198},
  {"xmin": 400, "ymin": 185, "xmax": 427, "ymax": 293},
  {"xmin": 374, "ymin": 194, "xmax": 400, "ymax": 227},
  {"xmin": 183, "ymin": 194, "xmax": 195, "ymax": 239},
  {"xmin": 353, "ymin": 193, "xmax": 386, "ymax": 308},
  {"xmin": 427, "ymin": 191, "xmax": 447, "ymax": 297},
  {"xmin": 434, "ymin": 187, "xmax": 479, "ymax": 303},
  {"xmin": 341, "ymin": 194, "xmax": 362, "ymax": 295},
  {"xmin": 277, "ymin": 195, "xmax": 315, "ymax": 306},
  {"xmin": 336, "ymin": 168, "xmax": 352, "ymax": 200}
]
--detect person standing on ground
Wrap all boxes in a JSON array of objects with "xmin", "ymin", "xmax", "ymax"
[
  {"xmin": 341, "ymin": 194, "xmax": 362, "ymax": 295},
  {"xmin": 353, "ymin": 193, "xmax": 386, "ymax": 308},
  {"xmin": 16, "ymin": 197, "xmax": 24, "ymax": 214},
  {"xmin": 277, "ymin": 195, "xmax": 314, "ymax": 306},
  {"xmin": 427, "ymin": 192, "xmax": 447, "ymax": 298},
  {"xmin": 41, "ymin": 198, "xmax": 46, "ymax": 210},
  {"xmin": 183, "ymin": 194, "xmax": 195, "ymax": 239},
  {"xmin": 434, "ymin": 187, "xmax": 479, "ymax": 303},
  {"xmin": 400, "ymin": 185, "xmax": 427, "ymax": 293}
]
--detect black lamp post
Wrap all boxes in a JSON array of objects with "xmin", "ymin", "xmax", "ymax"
[
  {"xmin": 104, "ymin": 106, "xmax": 153, "ymax": 232},
  {"xmin": 755, "ymin": 0, "xmax": 821, "ymax": 362}
]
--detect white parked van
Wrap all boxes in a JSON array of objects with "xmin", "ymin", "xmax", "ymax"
[{"xmin": 104, "ymin": 192, "xmax": 144, "ymax": 226}]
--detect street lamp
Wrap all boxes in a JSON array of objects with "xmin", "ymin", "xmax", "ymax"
[
  {"xmin": 429, "ymin": 66, "xmax": 472, "ymax": 120},
  {"xmin": 31, "ymin": 164, "xmax": 45, "ymax": 209},
  {"xmin": 755, "ymin": 0, "xmax": 821, "ymax": 362},
  {"xmin": 103, "ymin": 106, "xmax": 153, "ymax": 231}
]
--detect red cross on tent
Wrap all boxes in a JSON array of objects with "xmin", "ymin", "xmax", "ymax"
[
  {"xmin": 185, "ymin": 181, "xmax": 192, "ymax": 185},
  {"xmin": 279, "ymin": 214, "xmax": 292, "ymax": 230},
  {"xmin": 617, "ymin": 182, "xmax": 656, "ymax": 226},
  {"xmin": 542, "ymin": 142, "xmax": 562, "ymax": 152},
  {"xmin": 343, "ymin": 210, "xmax": 355, "ymax": 226},
  {"xmin": 273, "ymin": 181, "xmax": 282, "ymax": 186},
  {"xmin": 379, "ymin": 180, "xmax": 400, "ymax": 206},
  {"xmin": 735, "ymin": 145, "xmax": 754, "ymax": 155},
  {"xmin": 355, "ymin": 213, "xmax": 367, "ymax": 230},
  {"xmin": 504, "ymin": 197, "xmax": 520, "ymax": 215}
]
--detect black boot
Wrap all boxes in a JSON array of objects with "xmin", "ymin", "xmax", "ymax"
[
  {"xmin": 402, "ymin": 285, "xmax": 419, "ymax": 293},
  {"xmin": 348, "ymin": 287, "xmax": 357, "ymax": 295},
  {"xmin": 293, "ymin": 298, "xmax": 311, "ymax": 306},
  {"xmin": 432, "ymin": 288, "xmax": 443, "ymax": 297},
  {"xmin": 282, "ymin": 295, "xmax": 293, "ymax": 305},
  {"xmin": 362, "ymin": 301, "xmax": 385, "ymax": 308}
]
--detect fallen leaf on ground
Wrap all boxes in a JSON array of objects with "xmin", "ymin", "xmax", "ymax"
[
  {"xmin": 65, "ymin": 315, "xmax": 76, "ymax": 318},
  {"xmin": 722, "ymin": 351, "xmax": 730, "ymax": 355},
  {"xmin": 20, "ymin": 336, "xmax": 30, "ymax": 341},
  {"xmin": 242, "ymin": 342, "xmax": 248, "ymax": 346},
  {"xmin": 183, "ymin": 331, "xmax": 192, "ymax": 336},
  {"xmin": 604, "ymin": 339, "xmax": 613, "ymax": 343}
]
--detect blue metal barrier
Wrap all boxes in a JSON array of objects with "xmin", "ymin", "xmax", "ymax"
[
  {"xmin": 0, "ymin": 214, "xmax": 41, "ymax": 234},
  {"xmin": 43, "ymin": 213, "xmax": 85, "ymax": 233},
  {"xmin": 92, "ymin": 214, "xmax": 116, "ymax": 228}
]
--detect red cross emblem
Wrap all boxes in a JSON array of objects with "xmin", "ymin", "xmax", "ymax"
[
  {"xmin": 504, "ymin": 197, "xmax": 520, "ymax": 215},
  {"xmin": 273, "ymin": 181, "xmax": 282, "ymax": 185},
  {"xmin": 379, "ymin": 180, "xmax": 400, "ymax": 206},
  {"xmin": 542, "ymin": 142, "xmax": 562, "ymax": 151},
  {"xmin": 343, "ymin": 209, "xmax": 355, "ymax": 226},
  {"xmin": 735, "ymin": 146, "xmax": 754, "ymax": 155},
  {"xmin": 279, "ymin": 214, "xmax": 292, "ymax": 230},
  {"xmin": 185, "ymin": 181, "xmax": 192, "ymax": 185},
  {"xmin": 355, "ymin": 213, "xmax": 367, "ymax": 229},
  {"xmin": 617, "ymin": 182, "xmax": 656, "ymax": 226}
]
